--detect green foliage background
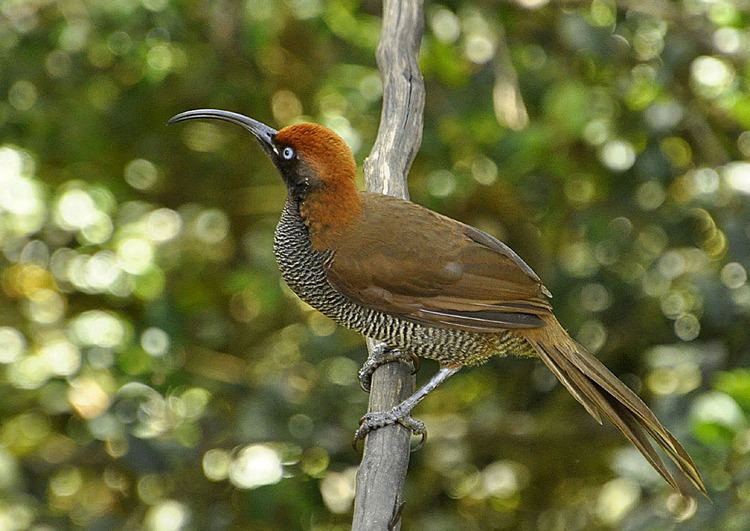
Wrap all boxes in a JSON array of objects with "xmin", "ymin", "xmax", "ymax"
[{"xmin": 1, "ymin": 0, "xmax": 750, "ymax": 529}]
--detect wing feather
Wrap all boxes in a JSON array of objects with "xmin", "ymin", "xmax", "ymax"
[{"xmin": 324, "ymin": 193, "xmax": 551, "ymax": 332}]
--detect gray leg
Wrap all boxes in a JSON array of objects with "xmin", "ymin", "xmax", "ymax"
[
  {"xmin": 358, "ymin": 343, "xmax": 419, "ymax": 392},
  {"xmin": 353, "ymin": 366, "xmax": 461, "ymax": 448}
]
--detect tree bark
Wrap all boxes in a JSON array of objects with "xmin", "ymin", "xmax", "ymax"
[{"xmin": 352, "ymin": 1, "xmax": 425, "ymax": 530}]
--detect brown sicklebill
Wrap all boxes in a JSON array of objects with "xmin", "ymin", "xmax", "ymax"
[{"xmin": 169, "ymin": 109, "xmax": 707, "ymax": 497}]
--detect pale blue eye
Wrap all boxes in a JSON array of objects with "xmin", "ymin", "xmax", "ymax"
[{"xmin": 282, "ymin": 146, "xmax": 295, "ymax": 160}]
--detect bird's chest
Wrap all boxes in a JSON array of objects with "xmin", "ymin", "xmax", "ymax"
[
  {"xmin": 272, "ymin": 200, "xmax": 404, "ymax": 347},
  {"xmin": 273, "ymin": 200, "xmax": 346, "ymax": 316}
]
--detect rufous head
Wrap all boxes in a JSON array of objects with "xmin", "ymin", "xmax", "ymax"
[
  {"xmin": 168, "ymin": 109, "xmax": 357, "ymax": 200},
  {"xmin": 273, "ymin": 123, "xmax": 357, "ymax": 197},
  {"xmin": 169, "ymin": 109, "xmax": 362, "ymax": 249}
]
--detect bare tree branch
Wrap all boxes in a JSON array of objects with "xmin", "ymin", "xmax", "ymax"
[{"xmin": 352, "ymin": 1, "xmax": 425, "ymax": 530}]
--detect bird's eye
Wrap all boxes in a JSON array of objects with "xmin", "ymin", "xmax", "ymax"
[{"xmin": 281, "ymin": 146, "xmax": 295, "ymax": 160}]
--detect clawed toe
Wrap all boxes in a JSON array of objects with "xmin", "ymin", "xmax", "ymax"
[
  {"xmin": 352, "ymin": 409, "xmax": 427, "ymax": 450},
  {"xmin": 358, "ymin": 364, "xmax": 375, "ymax": 393},
  {"xmin": 352, "ymin": 367, "xmax": 460, "ymax": 452},
  {"xmin": 358, "ymin": 345, "xmax": 418, "ymax": 392}
]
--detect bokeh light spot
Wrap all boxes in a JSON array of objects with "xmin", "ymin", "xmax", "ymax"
[
  {"xmin": 690, "ymin": 55, "xmax": 735, "ymax": 98},
  {"xmin": 107, "ymin": 31, "xmax": 132, "ymax": 55},
  {"xmin": 146, "ymin": 208, "xmax": 182, "ymax": 241},
  {"xmin": 471, "ymin": 156, "xmax": 498, "ymax": 185},
  {"xmin": 320, "ymin": 468, "xmax": 357, "ymax": 514},
  {"xmin": 194, "ymin": 209, "xmax": 229, "ymax": 244},
  {"xmin": 287, "ymin": 0, "xmax": 322, "ymax": 19},
  {"xmin": 124, "ymin": 159, "xmax": 159, "ymax": 191},
  {"xmin": 142, "ymin": 0, "xmax": 169, "ymax": 13},
  {"xmin": 674, "ymin": 313, "xmax": 700, "ymax": 341},
  {"xmin": 596, "ymin": 478, "xmax": 640, "ymax": 525},
  {"xmin": 40, "ymin": 338, "xmax": 81, "ymax": 376},
  {"xmin": 464, "ymin": 33, "xmax": 495, "ymax": 64},
  {"xmin": 7, "ymin": 355, "xmax": 52, "ymax": 390},
  {"xmin": 301, "ymin": 447, "xmax": 329, "ymax": 478},
  {"xmin": 271, "ymin": 90, "xmax": 303, "ymax": 125},
  {"xmin": 117, "ymin": 238, "xmax": 154, "ymax": 275},
  {"xmin": 580, "ymin": 283, "xmax": 611, "ymax": 312},
  {"xmin": 713, "ymin": 27, "xmax": 742, "ymax": 54},
  {"xmin": 325, "ymin": 356, "xmax": 357, "ymax": 386},
  {"xmin": 724, "ymin": 162, "xmax": 750, "ymax": 194},
  {"xmin": 0, "ymin": 327, "xmax": 26, "ymax": 363},
  {"xmin": 46, "ymin": 49, "xmax": 72, "ymax": 78},
  {"xmin": 430, "ymin": 7, "xmax": 461, "ymax": 43},
  {"xmin": 202, "ymin": 449, "xmax": 231, "ymax": 481},
  {"xmin": 84, "ymin": 251, "xmax": 122, "ymax": 291},
  {"xmin": 229, "ymin": 444, "xmax": 283, "ymax": 489},
  {"xmin": 288, "ymin": 414, "xmax": 314, "ymax": 438},
  {"xmin": 26, "ymin": 288, "xmax": 65, "ymax": 324},
  {"xmin": 583, "ymin": 118, "xmax": 611, "ymax": 145},
  {"xmin": 145, "ymin": 500, "xmax": 191, "ymax": 531},
  {"xmin": 0, "ymin": 447, "xmax": 19, "ymax": 490},
  {"xmin": 600, "ymin": 139, "xmax": 636, "ymax": 172},
  {"xmin": 49, "ymin": 465, "xmax": 82, "ymax": 497},
  {"xmin": 645, "ymin": 101, "xmax": 683, "ymax": 131},
  {"xmin": 691, "ymin": 391, "xmax": 744, "ymax": 430},
  {"xmin": 666, "ymin": 492, "xmax": 697, "ymax": 522},
  {"xmin": 147, "ymin": 44, "xmax": 173, "ymax": 72},
  {"xmin": 516, "ymin": 0, "xmax": 550, "ymax": 7},
  {"xmin": 721, "ymin": 262, "xmax": 747, "ymax": 289},
  {"xmin": 8, "ymin": 80, "xmax": 37, "ymax": 110},
  {"xmin": 577, "ymin": 320, "xmax": 607, "ymax": 353},
  {"xmin": 68, "ymin": 377, "xmax": 111, "ymax": 419},
  {"xmin": 426, "ymin": 169, "xmax": 457, "ymax": 197},
  {"xmin": 482, "ymin": 460, "xmax": 527, "ymax": 498},
  {"xmin": 182, "ymin": 122, "xmax": 227, "ymax": 152},
  {"xmin": 71, "ymin": 310, "xmax": 127, "ymax": 348},
  {"xmin": 55, "ymin": 189, "xmax": 99, "ymax": 230},
  {"xmin": 141, "ymin": 327, "xmax": 170, "ymax": 357}
]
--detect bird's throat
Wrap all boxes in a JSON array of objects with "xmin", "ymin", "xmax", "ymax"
[{"xmin": 299, "ymin": 185, "xmax": 362, "ymax": 250}]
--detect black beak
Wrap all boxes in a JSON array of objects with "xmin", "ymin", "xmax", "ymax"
[{"xmin": 168, "ymin": 109, "xmax": 278, "ymax": 156}]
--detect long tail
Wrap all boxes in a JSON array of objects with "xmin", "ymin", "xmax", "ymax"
[{"xmin": 522, "ymin": 315, "xmax": 707, "ymax": 497}]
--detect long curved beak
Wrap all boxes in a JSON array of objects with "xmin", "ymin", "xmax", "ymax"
[{"xmin": 168, "ymin": 109, "xmax": 278, "ymax": 155}]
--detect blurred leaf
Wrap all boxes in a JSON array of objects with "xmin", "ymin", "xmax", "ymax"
[{"xmin": 715, "ymin": 369, "xmax": 750, "ymax": 412}]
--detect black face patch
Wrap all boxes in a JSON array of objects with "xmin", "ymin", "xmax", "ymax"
[{"xmin": 273, "ymin": 149, "xmax": 321, "ymax": 200}]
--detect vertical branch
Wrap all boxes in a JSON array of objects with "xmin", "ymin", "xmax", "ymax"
[
  {"xmin": 353, "ymin": 1, "xmax": 425, "ymax": 530},
  {"xmin": 363, "ymin": 2, "xmax": 424, "ymax": 199}
]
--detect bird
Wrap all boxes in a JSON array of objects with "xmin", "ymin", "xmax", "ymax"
[{"xmin": 168, "ymin": 108, "xmax": 706, "ymax": 497}]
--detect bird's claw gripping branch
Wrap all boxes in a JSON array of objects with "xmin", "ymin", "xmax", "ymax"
[
  {"xmin": 358, "ymin": 344, "xmax": 419, "ymax": 393},
  {"xmin": 353, "ymin": 409, "xmax": 427, "ymax": 452}
]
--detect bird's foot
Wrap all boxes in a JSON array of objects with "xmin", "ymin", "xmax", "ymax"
[
  {"xmin": 359, "ymin": 343, "xmax": 419, "ymax": 392},
  {"xmin": 352, "ymin": 367, "xmax": 460, "ymax": 452},
  {"xmin": 352, "ymin": 406, "xmax": 426, "ymax": 451}
]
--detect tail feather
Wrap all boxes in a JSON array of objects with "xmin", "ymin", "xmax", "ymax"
[
  {"xmin": 565, "ymin": 347, "xmax": 705, "ymax": 493},
  {"xmin": 534, "ymin": 343, "xmax": 603, "ymax": 425},
  {"xmin": 524, "ymin": 316, "xmax": 707, "ymax": 497}
]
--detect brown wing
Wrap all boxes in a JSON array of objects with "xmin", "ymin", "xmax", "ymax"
[{"xmin": 324, "ymin": 193, "xmax": 552, "ymax": 333}]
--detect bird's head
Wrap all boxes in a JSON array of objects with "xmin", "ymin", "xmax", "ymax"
[
  {"xmin": 168, "ymin": 109, "xmax": 357, "ymax": 201},
  {"xmin": 168, "ymin": 109, "xmax": 361, "ymax": 249}
]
